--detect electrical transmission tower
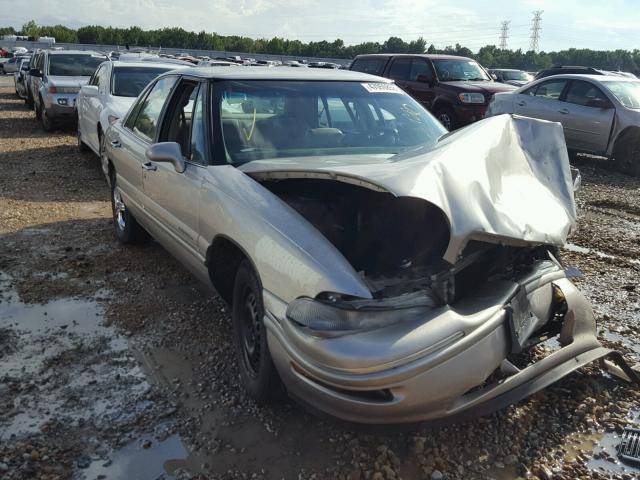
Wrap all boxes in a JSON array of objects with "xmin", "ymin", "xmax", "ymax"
[
  {"xmin": 530, "ymin": 10, "xmax": 543, "ymax": 52},
  {"xmin": 499, "ymin": 20, "xmax": 510, "ymax": 49}
]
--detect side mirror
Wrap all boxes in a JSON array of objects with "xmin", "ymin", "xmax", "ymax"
[
  {"xmin": 81, "ymin": 85, "xmax": 99, "ymax": 97},
  {"xmin": 29, "ymin": 68, "xmax": 42, "ymax": 77},
  {"xmin": 416, "ymin": 74, "xmax": 434, "ymax": 86},
  {"xmin": 145, "ymin": 142, "xmax": 186, "ymax": 173}
]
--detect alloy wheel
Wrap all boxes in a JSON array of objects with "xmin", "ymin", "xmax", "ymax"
[
  {"xmin": 240, "ymin": 287, "xmax": 261, "ymax": 377},
  {"xmin": 112, "ymin": 186, "xmax": 127, "ymax": 231}
]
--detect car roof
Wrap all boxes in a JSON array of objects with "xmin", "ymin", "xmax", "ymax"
[
  {"xmin": 354, "ymin": 53, "xmax": 474, "ymax": 61},
  {"xmin": 171, "ymin": 66, "xmax": 393, "ymax": 82},
  {"xmin": 47, "ymin": 50, "xmax": 107, "ymax": 56},
  {"xmin": 109, "ymin": 60, "xmax": 189, "ymax": 70},
  {"xmin": 535, "ymin": 73, "xmax": 637, "ymax": 82}
]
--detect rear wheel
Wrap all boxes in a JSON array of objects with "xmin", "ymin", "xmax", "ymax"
[
  {"xmin": 77, "ymin": 127, "xmax": 90, "ymax": 152},
  {"xmin": 612, "ymin": 130, "xmax": 640, "ymax": 177},
  {"xmin": 434, "ymin": 105, "xmax": 457, "ymax": 131},
  {"xmin": 41, "ymin": 108, "xmax": 55, "ymax": 132},
  {"xmin": 110, "ymin": 172, "xmax": 148, "ymax": 243},
  {"xmin": 232, "ymin": 260, "xmax": 282, "ymax": 403}
]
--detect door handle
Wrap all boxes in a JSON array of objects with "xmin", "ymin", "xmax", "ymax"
[
  {"xmin": 142, "ymin": 162, "xmax": 157, "ymax": 171},
  {"xmin": 516, "ymin": 101, "xmax": 526, "ymax": 106},
  {"xmin": 558, "ymin": 108, "xmax": 570, "ymax": 115},
  {"xmin": 110, "ymin": 140, "xmax": 122, "ymax": 148}
]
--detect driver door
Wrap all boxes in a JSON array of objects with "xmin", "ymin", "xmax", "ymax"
[{"xmin": 142, "ymin": 79, "xmax": 208, "ymax": 261}]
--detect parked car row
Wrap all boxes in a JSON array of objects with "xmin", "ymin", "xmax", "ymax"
[
  {"xmin": 12, "ymin": 51, "xmax": 638, "ymax": 424},
  {"xmin": 349, "ymin": 53, "xmax": 640, "ymax": 176},
  {"xmin": 488, "ymin": 73, "xmax": 640, "ymax": 175}
]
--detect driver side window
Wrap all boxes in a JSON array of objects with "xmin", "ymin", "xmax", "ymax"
[{"xmin": 128, "ymin": 76, "xmax": 177, "ymax": 142}]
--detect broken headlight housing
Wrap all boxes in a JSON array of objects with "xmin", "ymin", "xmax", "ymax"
[{"xmin": 286, "ymin": 294, "xmax": 433, "ymax": 333}]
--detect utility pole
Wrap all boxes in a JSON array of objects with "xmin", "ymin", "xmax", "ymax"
[
  {"xmin": 530, "ymin": 10, "xmax": 543, "ymax": 52},
  {"xmin": 499, "ymin": 20, "xmax": 510, "ymax": 50}
]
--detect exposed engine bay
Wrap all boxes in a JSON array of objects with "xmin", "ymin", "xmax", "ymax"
[{"xmin": 259, "ymin": 178, "xmax": 557, "ymax": 306}]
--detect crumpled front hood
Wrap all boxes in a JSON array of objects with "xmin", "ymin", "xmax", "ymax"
[{"xmin": 240, "ymin": 114, "xmax": 577, "ymax": 264}]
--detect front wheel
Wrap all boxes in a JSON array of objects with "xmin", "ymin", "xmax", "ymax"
[
  {"xmin": 232, "ymin": 260, "xmax": 283, "ymax": 403},
  {"xmin": 612, "ymin": 130, "xmax": 640, "ymax": 177},
  {"xmin": 434, "ymin": 105, "xmax": 457, "ymax": 131},
  {"xmin": 77, "ymin": 127, "xmax": 90, "ymax": 153},
  {"xmin": 110, "ymin": 172, "xmax": 148, "ymax": 243}
]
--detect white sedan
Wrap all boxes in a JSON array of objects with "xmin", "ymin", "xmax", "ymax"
[{"xmin": 77, "ymin": 60, "xmax": 186, "ymax": 169}]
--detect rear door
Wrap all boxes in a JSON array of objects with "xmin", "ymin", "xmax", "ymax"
[
  {"xmin": 513, "ymin": 78, "xmax": 569, "ymax": 124},
  {"xmin": 387, "ymin": 57, "xmax": 437, "ymax": 110},
  {"xmin": 560, "ymin": 80, "xmax": 615, "ymax": 154},
  {"xmin": 142, "ymin": 78, "xmax": 208, "ymax": 256}
]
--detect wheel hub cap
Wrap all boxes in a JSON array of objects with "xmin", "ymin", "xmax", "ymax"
[{"xmin": 113, "ymin": 187, "xmax": 126, "ymax": 231}]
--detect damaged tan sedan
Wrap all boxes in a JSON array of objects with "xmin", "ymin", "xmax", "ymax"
[{"xmin": 104, "ymin": 68, "xmax": 637, "ymax": 424}]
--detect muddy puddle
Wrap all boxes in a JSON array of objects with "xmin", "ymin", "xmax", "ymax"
[{"xmin": 0, "ymin": 271, "xmax": 192, "ymax": 479}]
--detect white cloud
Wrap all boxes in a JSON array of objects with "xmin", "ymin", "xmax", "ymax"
[{"xmin": 4, "ymin": 0, "xmax": 640, "ymax": 51}]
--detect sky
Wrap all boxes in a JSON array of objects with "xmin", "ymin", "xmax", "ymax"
[{"xmin": 3, "ymin": 0, "xmax": 640, "ymax": 52}]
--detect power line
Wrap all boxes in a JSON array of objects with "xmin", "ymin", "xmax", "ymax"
[
  {"xmin": 530, "ymin": 10, "xmax": 543, "ymax": 52},
  {"xmin": 499, "ymin": 20, "xmax": 510, "ymax": 49}
]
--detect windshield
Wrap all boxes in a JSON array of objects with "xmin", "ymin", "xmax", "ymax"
[
  {"xmin": 217, "ymin": 80, "xmax": 446, "ymax": 165},
  {"xmin": 112, "ymin": 66, "xmax": 172, "ymax": 97},
  {"xmin": 503, "ymin": 70, "xmax": 532, "ymax": 81},
  {"xmin": 602, "ymin": 81, "xmax": 640, "ymax": 109},
  {"xmin": 48, "ymin": 54, "xmax": 106, "ymax": 76},
  {"xmin": 432, "ymin": 59, "xmax": 490, "ymax": 81}
]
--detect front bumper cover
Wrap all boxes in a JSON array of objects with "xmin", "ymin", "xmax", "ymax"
[{"xmin": 265, "ymin": 272, "xmax": 638, "ymax": 425}]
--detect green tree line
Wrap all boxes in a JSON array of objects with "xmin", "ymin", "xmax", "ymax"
[{"xmin": 3, "ymin": 21, "xmax": 639, "ymax": 73}]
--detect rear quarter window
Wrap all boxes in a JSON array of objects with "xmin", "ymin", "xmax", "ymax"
[{"xmin": 351, "ymin": 58, "xmax": 388, "ymax": 76}]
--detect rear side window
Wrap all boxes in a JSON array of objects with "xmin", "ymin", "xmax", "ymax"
[
  {"xmin": 128, "ymin": 76, "xmax": 177, "ymax": 141},
  {"xmin": 565, "ymin": 80, "xmax": 611, "ymax": 107},
  {"xmin": 532, "ymin": 80, "xmax": 567, "ymax": 100},
  {"xmin": 351, "ymin": 58, "xmax": 387, "ymax": 76},
  {"xmin": 388, "ymin": 58, "xmax": 412, "ymax": 81}
]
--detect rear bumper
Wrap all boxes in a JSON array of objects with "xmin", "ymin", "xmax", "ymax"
[
  {"xmin": 265, "ymin": 268, "xmax": 634, "ymax": 424},
  {"xmin": 43, "ymin": 93, "xmax": 78, "ymax": 120}
]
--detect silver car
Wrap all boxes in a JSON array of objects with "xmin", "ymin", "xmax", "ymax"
[
  {"xmin": 104, "ymin": 68, "xmax": 637, "ymax": 424},
  {"xmin": 14, "ymin": 58, "xmax": 31, "ymax": 99},
  {"xmin": 29, "ymin": 50, "xmax": 108, "ymax": 131},
  {"xmin": 488, "ymin": 74, "xmax": 640, "ymax": 176}
]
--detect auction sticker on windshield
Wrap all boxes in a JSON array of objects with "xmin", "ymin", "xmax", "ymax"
[{"xmin": 361, "ymin": 83, "xmax": 403, "ymax": 93}]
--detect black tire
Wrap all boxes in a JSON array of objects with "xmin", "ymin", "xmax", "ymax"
[
  {"xmin": 110, "ymin": 172, "xmax": 148, "ymax": 243},
  {"xmin": 41, "ymin": 108, "xmax": 55, "ymax": 132},
  {"xmin": 33, "ymin": 100, "xmax": 42, "ymax": 121},
  {"xmin": 77, "ymin": 127, "xmax": 90, "ymax": 153},
  {"xmin": 612, "ymin": 130, "xmax": 640, "ymax": 177},
  {"xmin": 434, "ymin": 105, "xmax": 457, "ymax": 131},
  {"xmin": 232, "ymin": 260, "xmax": 282, "ymax": 403}
]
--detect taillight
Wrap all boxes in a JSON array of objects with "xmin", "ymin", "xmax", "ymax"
[{"xmin": 48, "ymin": 86, "xmax": 57, "ymax": 94}]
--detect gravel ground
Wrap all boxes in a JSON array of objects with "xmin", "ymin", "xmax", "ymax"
[{"xmin": 0, "ymin": 75, "xmax": 639, "ymax": 480}]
